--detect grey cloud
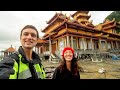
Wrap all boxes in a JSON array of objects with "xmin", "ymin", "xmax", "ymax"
[{"xmin": 0, "ymin": 11, "xmax": 113, "ymax": 51}]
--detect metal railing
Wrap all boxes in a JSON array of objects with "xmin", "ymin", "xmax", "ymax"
[{"xmin": 74, "ymin": 49, "xmax": 113, "ymax": 61}]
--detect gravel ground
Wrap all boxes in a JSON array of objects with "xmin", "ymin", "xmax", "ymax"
[{"xmin": 41, "ymin": 60, "xmax": 120, "ymax": 79}]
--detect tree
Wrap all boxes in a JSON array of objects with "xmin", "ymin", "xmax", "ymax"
[
  {"xmin": 105, "ymin": 11, "xmax": 120, "ymax": 22},
  {"xmin": 105, "ymin": 11, "xmax": 120, "ymax": 33}
]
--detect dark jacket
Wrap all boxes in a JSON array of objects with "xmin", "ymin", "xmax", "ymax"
[
  {"xmin": 0, "ymin": 46, "xmax": 46, "ymax": 79},
  {"xmin": 52, "ymin": 66, "xmax": 80, "ymax": 79}
]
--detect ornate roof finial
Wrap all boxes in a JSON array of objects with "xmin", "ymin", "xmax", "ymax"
[
  {"xmin": 90, "ymin": 20, "xmax": 93, "ymax": 23},
  {"xmin": 112, "ymin": 18, "xmax": 115, "ymax": 21},
  {"xmin": 65, "ymin": 13, "xmax": 67, "ymax": 16}
]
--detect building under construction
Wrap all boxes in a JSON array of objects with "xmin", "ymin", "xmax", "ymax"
[{"xmin": 27, "ymin": 11, "xmax": 120, "ymax": 62}]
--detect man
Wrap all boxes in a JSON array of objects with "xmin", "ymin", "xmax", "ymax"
[{"xmin": 0, "ymin": 25, "xmax": 46, "ymax": 79}]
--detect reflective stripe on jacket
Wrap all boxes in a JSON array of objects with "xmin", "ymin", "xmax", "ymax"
[{"xmin": 9, "ymin": 54, "xmax": 46, "ymax": 79}]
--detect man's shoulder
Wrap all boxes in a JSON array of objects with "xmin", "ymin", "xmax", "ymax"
[
  {"xmin": 8, "ymin": 52, "xmax": 20, "ymax": 62},
  {"xmin": 9, "ymin": 52, "xmax": 19, "ymax": 57},
  {"xmin": 0, "ymin": 54, "xmax": 17, "ymax": 64}
]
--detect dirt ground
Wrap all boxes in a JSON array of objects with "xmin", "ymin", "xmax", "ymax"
[{"xmin": 42, "ymin": 59, "xmax": 120, "ymax": 79}]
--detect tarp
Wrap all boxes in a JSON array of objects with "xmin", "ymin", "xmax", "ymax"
[{"xmin": 112, "ymin": 55, "xmax": 120, "ymax": 60}]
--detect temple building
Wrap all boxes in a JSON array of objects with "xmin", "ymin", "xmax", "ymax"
[
  {"xmin": 36, "ymin": 11, "xmax": 120, "ymax": 60},
  {"xmin": 2, "ymin": 45, "xmax": 16, "ymax": 57}
]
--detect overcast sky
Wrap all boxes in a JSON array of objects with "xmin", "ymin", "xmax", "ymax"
[{"xmin": 0, "ymin": 11, "xmax": 113, "ymax": 51}]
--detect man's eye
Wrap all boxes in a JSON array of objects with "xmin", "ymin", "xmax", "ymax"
[
  {"xmin": 23, "ymin": 33, "xmax": 28, "ymax": 36},
  {"xmin": 31, "ymin": 34, "xmax": 37, "ymax": 37}
]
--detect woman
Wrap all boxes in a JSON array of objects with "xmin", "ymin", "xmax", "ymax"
[{"xmin": 52, "ymin": 47, "xmax": 80, "ymax": 79}]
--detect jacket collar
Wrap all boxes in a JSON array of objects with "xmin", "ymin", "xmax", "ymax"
[{"xmin": 18, "ymin": 46, "xmax": 41, "ymax": 64}]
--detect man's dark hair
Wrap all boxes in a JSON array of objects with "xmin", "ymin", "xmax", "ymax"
[{"xmin": 20, "ymin": 25, "xmax": 39, "ymax": 38}]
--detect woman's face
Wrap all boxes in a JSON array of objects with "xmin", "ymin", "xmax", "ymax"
[
  {"xmin": 20, "ymin": 28, "xmax": 38, "ymax": 49},
  {"xmin": 63, "ymin": 50, "xmax": 73, "ymax": 61}
]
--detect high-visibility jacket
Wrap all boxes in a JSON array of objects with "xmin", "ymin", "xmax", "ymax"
[{"xmin": 0, "ymin": 46, "xmax": 46, "ymax": 79}]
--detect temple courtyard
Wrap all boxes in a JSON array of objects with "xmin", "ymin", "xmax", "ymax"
[{"xmin": 42, "ymin": 59, "xmax": 120, "ymax": 79}]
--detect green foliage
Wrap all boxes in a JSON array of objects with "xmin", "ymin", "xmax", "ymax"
[
  {"xmin": 0, "ymin": 55, "xmax": 3, "ymax": 61},
  {"xmin": 116, "ymin": 28, "xmax": 120, "ymax": 33},
  {"xmin": 105, "ymin": 11, "xmax": 120, "ymax": 22},
  {"xmin": 105, "ymin": 11, "xmax": 120, "ymax": 33}
]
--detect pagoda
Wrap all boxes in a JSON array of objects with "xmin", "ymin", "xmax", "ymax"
[
  {"xmin": 36, "ymin": 11, "xmax": 120, "ymax": 60},
  {"xmin": 2, "ymin": 45, "xmax": 16, "ymax": 57},
  {"xmin": 71, "ymin": 11, "xmax": 94, "ymax": 28}
]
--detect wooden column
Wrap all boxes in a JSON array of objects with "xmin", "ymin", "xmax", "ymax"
[
  {"xmin": 71, "ymin": 36, "xmax": 73, "ymax": 49},
  {"xmin": 99, "ymin": 39, "xmax": 101, "ymax": 51},
  {"xmin": 67, "ymin": 36, "xmax": 70, "ymax": 47},
  {"xmin": 35, "ymin": 47, "xmax": 36, "ymax": 52},
  {"xmin": 56, "ymin": 40, "xmax": 58, "ymax": 52},
  {"xmin": 116, "ymin": 42, "xmax": 118, "ymax": 49},
  {"xmin": 39, "ymin": 46, "xmax": 41, "ymax": 54},
  {"xmin": 105, "ymin": 40, "xmax": 108, "ymax": 51},
  {"xmin": 76, "ymin": 37, "xmax": 78, "ymax": 49},
  {"xmin": 90, "ymin": 38, "xmax": 93, "ymax": 50},
  {"xmin": 64, "ymin": 37, "xmax": 67, "ymax": 47},
  {"xmin": 37, "ymin": 46, "xmax": 39, "ymax": 55},
  {"xmin": 82, "ymin": 38, "xmax": 84, "ymax": 50},
  {"xmin": 49, "ymin": 37, "xmax": 52, "ymax": 62},
  {"xmin": 111, "ymin": 41, "xmax": 114, "ymax": 49}
]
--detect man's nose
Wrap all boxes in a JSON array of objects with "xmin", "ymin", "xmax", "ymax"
[{"xmin": 27, "ymin": 34, "xmax": 32, "ymax": 39}]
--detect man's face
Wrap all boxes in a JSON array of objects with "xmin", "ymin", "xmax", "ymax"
[{"xmin": 20, "ymin": 28, "xmax": 38, "ymax": 49}]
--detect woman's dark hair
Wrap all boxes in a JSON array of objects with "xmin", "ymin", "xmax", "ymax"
[
  {"xmin": 59, "ymin": 54, "xmax": 80, "ymax": 76},
  {"xmin": 20, "ymin": 25, "xmax": 39, "ymax": 38}
]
